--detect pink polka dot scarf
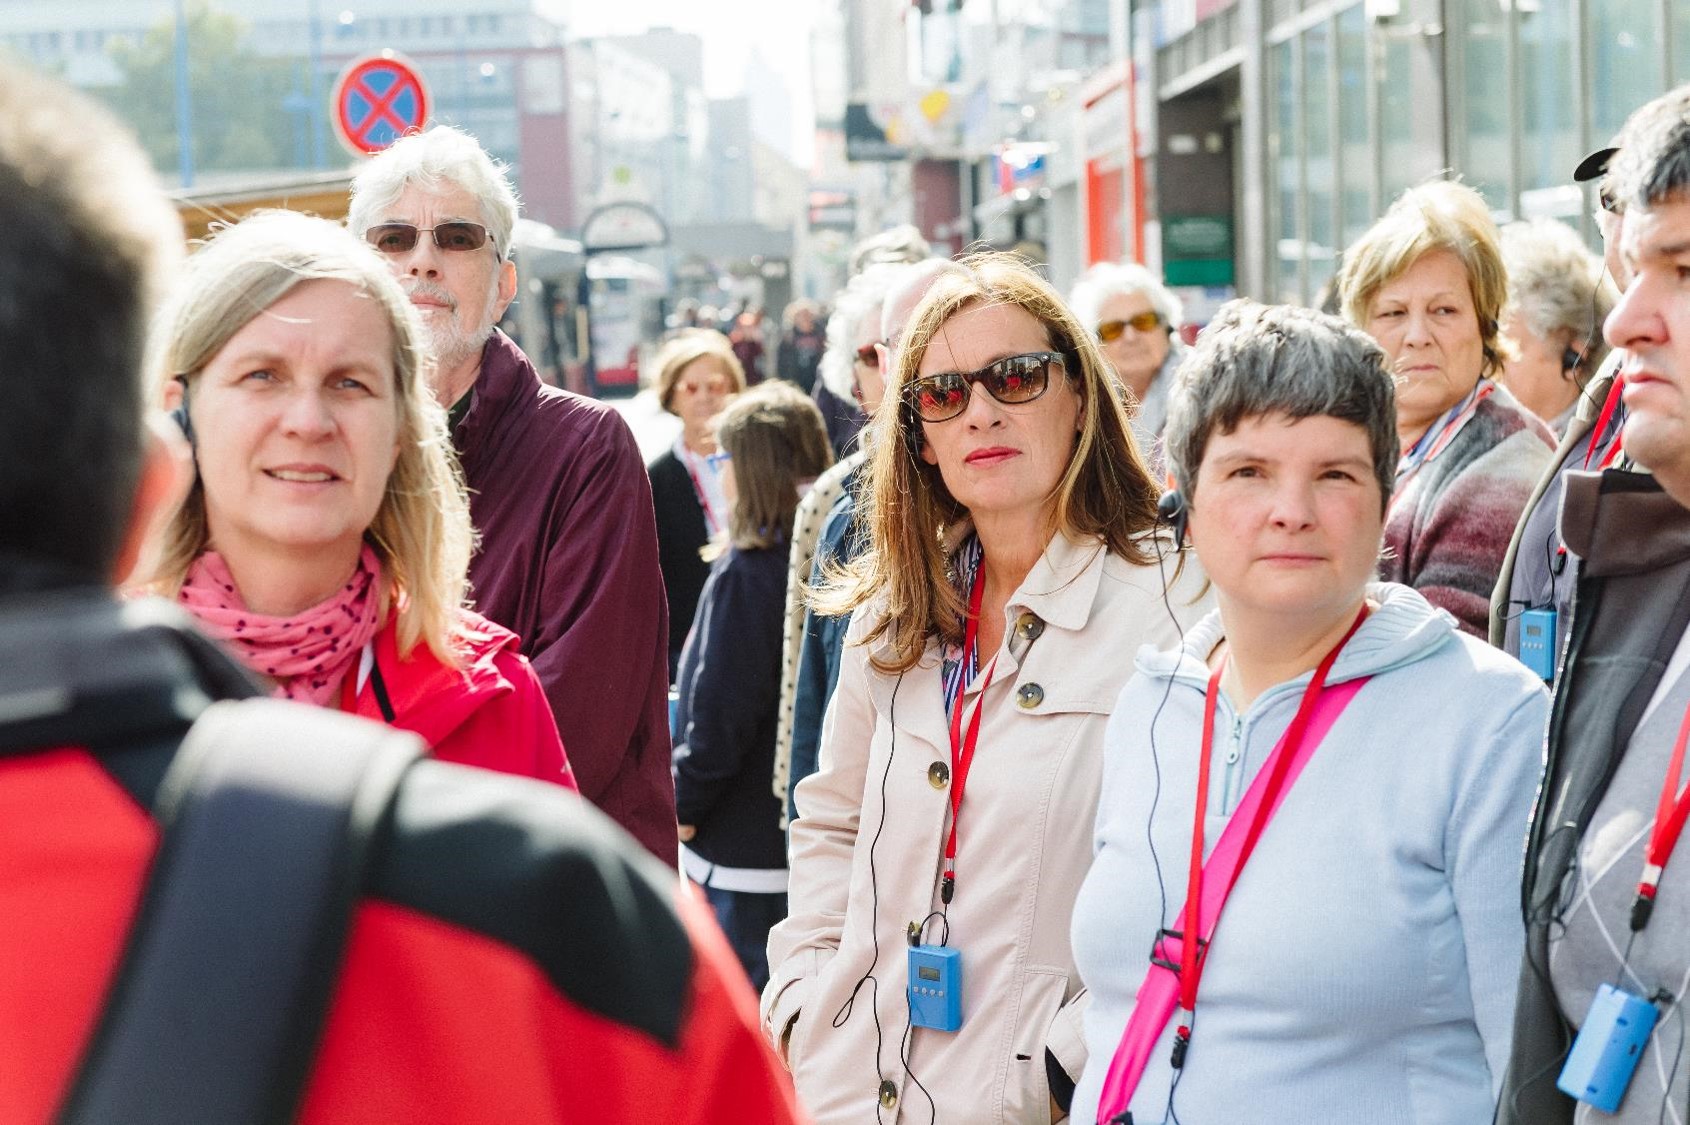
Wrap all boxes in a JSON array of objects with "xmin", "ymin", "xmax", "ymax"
[{"xmin": 179, "ymin": 544, "xmax": 384, "ymax": 707}]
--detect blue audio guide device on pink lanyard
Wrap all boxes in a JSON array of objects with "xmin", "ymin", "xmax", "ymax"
[
  {"xmin": 908, "ymin": 945, "xmax": 963, "ymax": 1032},
  {"xmin": 1558, "ymin": 983, "xmax": 1660, "ymax": 1112}
]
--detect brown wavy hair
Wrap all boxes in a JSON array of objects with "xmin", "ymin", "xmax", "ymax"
[{"xmin": 813, "ymin": 252, "xmax": 1162, "ymax": 674}]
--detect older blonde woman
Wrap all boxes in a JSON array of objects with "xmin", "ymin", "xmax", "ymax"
[
  {"xmin": 144, "ymin": 211, "xmax": 573, "ymax": 785},
  {"xmin": 764, "ymin": 253, "xmax": 1207, "ymax": 1123},
  {"xmin": 646, "ymin": 328, "xmax": 747, "ymax": 677},
  {"xmin": 1498, "ymin": 218, "xmax": 1616, "ymax": 435},
  {"xmin": 1336, "ymin": 181, "xmax": 1554, "ymax": 636}
]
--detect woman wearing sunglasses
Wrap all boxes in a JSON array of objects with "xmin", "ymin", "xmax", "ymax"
[
  {"xmin": 764, "ymin": 253, "xmax": 1207, "ymax": 1123},
  {"xmin": 646, "ymin": 328, "xmax": 746, "ymax": 680},
  {"xmin": 1069, "ymin": 263, "xmax": 1184, "ymax": 463},
  {"xmin": 141, "ymin": 211, "xmax": 574, "ymax": 788}
]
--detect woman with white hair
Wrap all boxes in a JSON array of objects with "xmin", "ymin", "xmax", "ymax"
[
  {"xmin": 143, "ymin": 211, "xmax": 573, "ymax": 786},
  {"xmin": 1068, "ymin": 262, "xmax": 1184, "ymax": 461},
  {"xmin": 1497, "ymin": 218, "xmax": 1616, "ymax": 435}
]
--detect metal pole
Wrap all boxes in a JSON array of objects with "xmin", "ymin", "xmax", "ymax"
[
  {"xmin": 173, "ymin": 0, "xmax": 194, "ymax": 187},
  {"xmin": 307, "ymin": 0, "xmax": 327, "ymax": 168}
]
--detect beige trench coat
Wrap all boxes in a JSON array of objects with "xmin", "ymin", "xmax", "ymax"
[{"xmin": 763, "ymin": 529, "xmax": 1208, "ymax": 1124}]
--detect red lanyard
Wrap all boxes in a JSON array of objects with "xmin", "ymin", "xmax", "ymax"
[
  {"xmin": 942, "ymin": 563, "xmax": 998, "ymax": 905},
  {"xmin": 1632, "ymin": 698, "xmax": 1690, "ymax": 931},
  {"xmin": 1175, "ymin": 606, "xmax": 1369, "ymax": 1042},
  {"xmin": 681, "ymin": 448, "xmax": 723, "ymax": 537},
  {"xmin": 1582, "ymin": 377, "xmax": 1627, "ymax": 472}
]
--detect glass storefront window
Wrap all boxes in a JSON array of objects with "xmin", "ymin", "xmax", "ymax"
[
  {"xmin": 1675, "ymin": 2, "xmax": 1690, "ymax": 86},
  {"xmin": 1305, "ymin": 20, "xmax": 1335, "ymax": 302},
  {"xmin": 1337, "ymin": 3, "xmax": 1371, "ymax": 253},
  {"xmin": 1379, "ymin": 36, "xmax": 1417, "ymax": 204},
  {"xmin": 1274, "ymin": 38, "xmax": 1301, "ymax": 304},
  {"xmin": 1460, "ymin": 0, "xmax": 1511, "ymax": 214},
  {"xmin": 1518, "ymin": 2, "xmax": 1579, "ymax": 223},
  {"xmin": 1593, "ymin": 0, "xmax": 1662, "ymax": 135}
]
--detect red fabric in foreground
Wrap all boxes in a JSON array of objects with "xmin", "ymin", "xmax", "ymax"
[{"xmin": 0, "ymin": 748, "xmax": 801, "ymax": 1125}]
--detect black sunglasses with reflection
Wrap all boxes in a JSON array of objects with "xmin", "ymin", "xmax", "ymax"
[{"xmin": 904, "ymin": 350, "xmax": 1074, "ymax": 424}]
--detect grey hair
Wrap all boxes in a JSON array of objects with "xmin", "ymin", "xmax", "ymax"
[
  {"xmin": 1500, "ymin": 218, "xmax": 1615, "ymax": 365},
  {"xmin": 819, "ymin": 262, "xmax": 908, "ymax": 401},
  {"xmin": 347, "ymin": 125, "xmax": 520, "ymax": 259},
  {"xmin": 1610, "ymin": 84, "xmax": 1690, "ymax": 210},
  {"xmin": 849, "ymin": 224, "xmax": 931, "ymax": 275},
  {"xmin": 1068, "ymin": 261, "xmax": 1183, "ymax": 334},
  {"xmin": 1164, "ymin": 300, "xmax": 1398, "ymax": 512}
]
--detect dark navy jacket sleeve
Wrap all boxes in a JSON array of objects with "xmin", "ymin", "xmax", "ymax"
[
  {"xmin": 786, "ymin": 499, "xmax": 859, "ymax": 821},
  {"xmin": 673, "ymin": 551, "xmax": 783, "ymax": 828}
]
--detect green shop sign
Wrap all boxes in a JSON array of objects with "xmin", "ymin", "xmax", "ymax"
[{"xmin": 1162, "ymin": 215, "xmax": 1234, "ymax": 287}]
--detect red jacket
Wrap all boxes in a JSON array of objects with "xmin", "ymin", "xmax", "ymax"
[
  {"xmin": 1, "ymin": 748, "xmax": 803, "ymax": 1125},
  {"xmin": 342, "ymin": 609, "xmax": 576, "ymax": 791}
]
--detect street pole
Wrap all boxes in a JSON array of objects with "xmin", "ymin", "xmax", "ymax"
[
  {"xmin": 172, "ymin": 0, "xmax": 194, "ymax": 187},
  {"xmin": 307, "ymin": 0, "xmax": 327, "ymax": 168}
]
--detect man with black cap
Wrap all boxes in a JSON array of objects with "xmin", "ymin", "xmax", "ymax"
[
  {"xmin": 1500, "ymin": 83, "xmax": 1690, "ymax": 1123},
  {"xmin": 1488, "ymin": 135, "xmax": 1634, "ymax": 669}
]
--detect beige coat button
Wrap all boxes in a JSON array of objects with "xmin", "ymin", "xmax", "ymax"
[
  {"xmin": 1015, "ymin": 612, "xmax": 1044, "ymax": 641},
  {"xmin": 1017, "ymin": 682, "xmax": 1045, "ymax": 708},
  {"xmin": 928, "ymin": 761, "xmax": 950, "ymax": 787},
  {"xmin": 879, "ymin": 1081, "xmax": 898, "ymax": 1108}
]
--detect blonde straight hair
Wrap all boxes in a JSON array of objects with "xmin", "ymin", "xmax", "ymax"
[
  {"xmin": 140, "ymin": 210, "xmax": 475, "ymax": 665},
  {"xmin": 814, "ymin": 252, "xmax": 1162, "ymax": 674}
]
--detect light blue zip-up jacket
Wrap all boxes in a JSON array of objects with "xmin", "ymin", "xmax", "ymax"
[{"xmin": 1069, "ymin": 582, "xmax": 1549, "ymax": 1125}]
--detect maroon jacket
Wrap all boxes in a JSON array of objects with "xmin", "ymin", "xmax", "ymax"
[{"xmin": 455, "ymin": 331, "xmax": 676, "ymax": 864}]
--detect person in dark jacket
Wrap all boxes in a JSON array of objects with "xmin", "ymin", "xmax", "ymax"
[
  {"xmin": 776, "ymin": 300, "xmax": 826, "ymax": 393},
  {"xmin": 349, "ymin": 127, "xmax": 677, "ymax": 864},
  {"xmin": 646, "ymin": 329, "xmax": 746, "ymax": 680},
  {"xmin": 1502, "ymin": 84, "xmax": 1690, "ymax": 1125},
  {"xmin": 0, "ymin": 59, "xmax": 800, "ymax": 1125},
  {"xmin": 674, "ymin": 382, "xmax": 833, "ymax": 990}
]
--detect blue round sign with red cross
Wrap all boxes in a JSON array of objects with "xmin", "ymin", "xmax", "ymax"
[{"xmin": 332, "ymin": 52, "xmax": 431, "ymax": 157}]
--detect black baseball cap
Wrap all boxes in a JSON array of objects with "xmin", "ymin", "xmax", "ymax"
[{"xmin": 1573, "ymin": 144, "xmax": 1618, "ymax": 183}]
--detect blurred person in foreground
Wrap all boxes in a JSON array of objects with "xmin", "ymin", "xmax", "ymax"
[
  {"xmin": 764, "ymin": 253, "xmax": 1206, "ymax": 1123},
  {"xmin": 1497, "ymin": 217, "xmax": 1615, "ymax": 435},
  {"xmin": 1067, "ymin": 262, "xmax": 1185, "ymax": 464},
  {"xmin": 145, "ymin": 211, "xmax": 573, "ymax": 788},
  {"xmin": 674, "ymin": 383, "xmax": 833, "ymax": 992},
  {"xmin": 645, "ymin": 329, "xmax": 746, "ymax": 680},
  {"xmin": 1337, "ymin": 179, "xmax": 1554, "ymax": 637},
  {"xmin": 349, "ymin": 127, "xmax": 675, "ymax": 863},
  {"xmin": 1489, "ymin": 143, "xmax": 1635, "ymax": 667},
  {"xmin": 1502, "ymin": 83, "xmax": 1690, "ymax": 1124},
  {"xmin": 0, "ymin": 60, "xmax": 800, "ymax": 1125},
  {"xmin": 1069, "ymin": 301, "xmax": 1546, "ymax": 1125},
  {"xmin": 776, "ymin": 299, "xmax": 826, "ymax": 393}
]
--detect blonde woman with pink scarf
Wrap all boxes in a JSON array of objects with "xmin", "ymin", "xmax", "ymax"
[{"xmin": 139, "ymin": 211, "xmax": 573, "ymax": 788}]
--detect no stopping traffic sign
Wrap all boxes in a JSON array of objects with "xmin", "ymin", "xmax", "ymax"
[{"xmin": 332, "ymin": 53, "xmax": 431, "ymax": 157}]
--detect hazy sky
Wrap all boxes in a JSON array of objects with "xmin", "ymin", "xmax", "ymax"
[{"xmin": 549, "ymin": 0, "xmax": 819, "ymax": 162}]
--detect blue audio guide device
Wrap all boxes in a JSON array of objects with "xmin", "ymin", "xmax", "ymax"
[
  {"xmin": 1558, "ymin": 983, "xmax": 1659, "ymax": 1112},
  {"xmin": 908, "ymin": 945, "xmax": 963, "ymax": 1032},
  {"xmin": 1519, "ymin": 607, "xmax": 1558, "ymax": 682}
]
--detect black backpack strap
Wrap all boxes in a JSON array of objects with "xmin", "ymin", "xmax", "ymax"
[{"xmin": 56, "ymin": 698, "xmax": 425, "ymax": 1125}]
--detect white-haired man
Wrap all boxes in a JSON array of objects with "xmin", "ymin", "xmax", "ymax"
[{"xmin": 349, "ymin": 128, "xmax": 675, "ymax": 863}]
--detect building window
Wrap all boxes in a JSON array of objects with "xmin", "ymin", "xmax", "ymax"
[
  {"xmin": 1518, "ymin": 1, "xmax": 1578, "ymax": 221},
  {"xmin": 1304, "ymin": 19, "xmax": 1335, "ymax": 301},
  {"xmin": 1592, "ymin": 0, "xmax": 1662, "ymax": 136},
  {"xmin": 1337, "ymin": 2, "xmax": 1372, "ymax": 252},
  {"xmin": 1460, "ymin": 0, "xmax": 1511, "ymax": 214},
  {"xmin": 1272, "ymin": 38, "xmax": 1301, "ymax": 305}
]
